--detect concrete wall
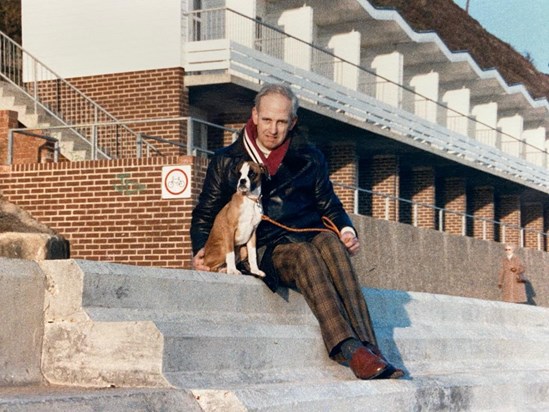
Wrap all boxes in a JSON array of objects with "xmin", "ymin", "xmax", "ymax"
[
  {"xmin": 0, "ymin": 258, "xmax": 45, "ymax": 386},
  {"xmin": 351, "ymin": 214, "xmax": 549, "ymax": 307}
]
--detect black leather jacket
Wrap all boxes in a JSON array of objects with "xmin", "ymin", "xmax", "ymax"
[{"xmin": 190, "ymin": 129, "xmax": 355, "ymax": 290}]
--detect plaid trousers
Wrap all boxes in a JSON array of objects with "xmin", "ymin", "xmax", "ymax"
[{"xmin": 271, "ymin": 232, "xmax": 377, "ymax": 356}]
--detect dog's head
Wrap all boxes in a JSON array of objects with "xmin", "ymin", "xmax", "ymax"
[{"xmin": 236, "ymin": 161, "xmax": 266, "ymax": 195}]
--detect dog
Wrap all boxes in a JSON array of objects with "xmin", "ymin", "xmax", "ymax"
[{"xmin": 203, "ymin": 161, "xmax": 266, "ymax": 278}]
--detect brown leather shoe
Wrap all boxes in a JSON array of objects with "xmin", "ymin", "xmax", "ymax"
[
  {"xmin": 365, "ymin": 343, "xmax": 405, "ymax": 379},
  {"xmin": 349, "ymin": 347, "xmax": 388, "ymax": 380}
]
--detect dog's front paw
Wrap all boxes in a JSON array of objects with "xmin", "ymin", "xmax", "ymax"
[
  {"xmin": 252, "ymin": 270, "xmax": 266, "ymax": 278},
  {"xmin": 226, "ymin": 268, "xmax": 242, "ymax": 275}
]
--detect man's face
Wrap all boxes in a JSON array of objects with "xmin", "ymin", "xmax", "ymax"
[{"xmin": 252, "ymin": 93, "xmax": 297, "ymax": 151}]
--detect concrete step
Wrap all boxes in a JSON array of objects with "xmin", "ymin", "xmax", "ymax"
[
  {"xmin": 0, "ymin": 386, "xmax": 202, "ymax": 412},
  {"xmin": 3, "ymin": 258, "xmax": 549, "ymax": 410},
  {"xmin": 188, "ymin": 370, "xmax": 549, "ymax": 412}
]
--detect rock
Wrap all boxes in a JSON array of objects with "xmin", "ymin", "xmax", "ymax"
[{"xmin": 0, "ymin": 196, "xmax": 69, "ymax": 259}]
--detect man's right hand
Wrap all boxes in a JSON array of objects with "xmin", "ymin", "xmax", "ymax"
[{"xmin": 192, "ymin": 248, "xmax": 210, "ymax": 271}]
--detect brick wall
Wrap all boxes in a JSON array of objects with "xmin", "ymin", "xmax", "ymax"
[
  {"xmin": 443, "ymin": 177, "xmax": 466, "ymax": 235},
  {"xmin": 522, "ymin": 202, "xmax": 544, "ymax": 250},
  {"xmin": 371, "ymin": 155, "xmax": 399, "ymax": 221},
  {"xmin": 0, "ymin": 110, "xmax": 59, "ymax": 165},
  {"xmin": 0, "ymin": 156, "xmax": 209, "ymax": 269},
  {"xmin": 327, "ymin": 141, "xmax": 357, "ymax": 214},
  {"xmin": 37, "ymin": 68, "xmax": 188, "ymax": 158},
  {"xmin": 471, "ymin": 186, "xmax": 495, "ymax": 241},
  {"xmin": 410, "ymin": 167, "xmax": 435, "ymax": 229},
  {"xmin": 545, "ymin": 207, "xmax": 549, "ymax": 252},
  {"xmin": 223, "ymin": 123, "xmax": 244, "ymax": 148},
  {"xmin": 498, "ymin": 195, "xmax": 521, "ymax": 246}
]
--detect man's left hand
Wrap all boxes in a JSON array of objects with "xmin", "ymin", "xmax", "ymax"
[{"xmin": 341, "ymin": 231, "xmax": 360, "ymax": 255}]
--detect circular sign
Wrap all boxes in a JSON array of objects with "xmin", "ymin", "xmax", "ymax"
[{"xmin": 164, "ymin": 168, "xmax": 189, "ymax": 196}]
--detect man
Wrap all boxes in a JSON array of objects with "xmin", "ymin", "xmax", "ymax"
[{"xmin": 191, "ymin": 83, "xmax": 403, "ymax": 380}]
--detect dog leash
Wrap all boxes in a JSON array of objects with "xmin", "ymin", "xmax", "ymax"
[{"xmin": 261, "ymin": 215, "xmax": 341, "ymax": 237}]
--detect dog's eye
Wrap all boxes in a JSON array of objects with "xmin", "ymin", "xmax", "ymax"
[{"xmin": 249, "ymin": 171, "xmax": 256, "ymax": 179}]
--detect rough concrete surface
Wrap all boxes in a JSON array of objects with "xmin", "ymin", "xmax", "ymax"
[{"xmin": 0, "ymin": 196, "xmax": 70, "ymax": 259}]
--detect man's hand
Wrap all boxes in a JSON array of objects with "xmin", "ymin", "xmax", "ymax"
[
  {"xmin": 340, "ymin": 231, "xmax": 360, "ymax": 256},
  {"xmin": 192, "ymin": 248, "xmax": 210, "ymax": 271}
]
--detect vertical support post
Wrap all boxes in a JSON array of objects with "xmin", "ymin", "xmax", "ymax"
[
  {"xmin": 136, "ymin": 133, "xmax": 143, "ymax": 158},
  {"xmin": 54, "ymin": 140, "xmax": 59, "ymax": 163},
  {"xmin": 7, "ymin": 129, "xmax": 13, "ymax": 165},
  {"xmin": 91, "ymin": 124, "xmax": 97, "ymax": 160},
  {"xmin": 438, "ymin": 209, "xmax": 444, "ymax": 232},
  {"xmin": 33, "ymin": 60, "xmax": 38, "ymax": 114},
  {"xmin": 187, "ymin": 118, "xmax": 194, "ymax": 156},
  {"xmin": 502, "ymin": 225, "xmax": 506, "ymax": 244}
]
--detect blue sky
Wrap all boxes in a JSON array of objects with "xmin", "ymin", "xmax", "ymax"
[{"xmin": 453, "ymin": 0, "xmax": 549, "ymax": 74}]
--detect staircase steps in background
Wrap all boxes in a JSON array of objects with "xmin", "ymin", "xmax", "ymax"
[{"xmin": 0, "ymin": 81, "xmax": 91, "ymax": 161}]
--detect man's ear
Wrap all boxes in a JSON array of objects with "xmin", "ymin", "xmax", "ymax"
[
  {"xmin": 289, "ymin": 116, "xmax": 298, "ymax": 131},
  {"xmin": 252, "ymin": 107, "xmax": 259, "ymax": 125}
]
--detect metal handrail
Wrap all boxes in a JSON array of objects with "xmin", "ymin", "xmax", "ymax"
[
  {"xmin": 7, "ymin": 116, "xmax": 235, "ymax": 162},
  {"xmin": 7, "ymin": 115, "xmax": 545, "ymax": 249},
  {"xmin": 332, "ymin": 181, "xmax": 546, "ymax": 250},
  {"xmin": 184, "ymin": 8, "xmax": 548, "ymax": 168},
  {"xmin": 7, "ymin": 129, "xmax": 59, "ymax": 163},
  {"xmin": 0, "ymin": 30, "xmax": 156, "ymax": 160}
]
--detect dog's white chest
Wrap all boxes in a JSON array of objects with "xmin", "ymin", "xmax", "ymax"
[{"xmin": 235, "ymin": 198, "xmax": 263, "ymax": 245}]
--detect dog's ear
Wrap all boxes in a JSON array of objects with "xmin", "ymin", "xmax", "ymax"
[
  {"xmin": 235, "ymin": 160, "xmax": 246, "ymax": 172},
  {"xmin": 258, "ymin": 163, "xmax": 268, "ymax": 176}
]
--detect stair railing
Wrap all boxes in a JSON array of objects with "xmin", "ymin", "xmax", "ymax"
[{"xmin": 0, "ymin": 30, "xmax": 155, "ymax": 160}]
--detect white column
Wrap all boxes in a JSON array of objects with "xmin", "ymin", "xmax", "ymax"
[
  {"xmin": 471, "ymin": 102, "xmax": 498, "ymax": 147},
  {"xmin": 498, "ymin": 114, "xmax": 523, "ymax": 157},
  {"xmin": 226, "ymin": 0, "xmax": 256, "ymax": 48},
  {"xmin": 409, "ymin": 72, "xmax": 439, "ymax": 123},
  {"xmin": 522, "ymin": 127, "xmax": 546, "ymax": 167},
  {"xmin": 371, "ymin": 51, "xmax": 403, "ymax": 108},
  {"xmin": 442, "ymin": 88, "xmax": 470, "ymax": 135},
  {"xmin": 327, "ymin": 31, "xmax": 361, "ymax": 90},
  {"xmin": 278, "ymin": 6, "xmax": 313, "ymax": 71}
]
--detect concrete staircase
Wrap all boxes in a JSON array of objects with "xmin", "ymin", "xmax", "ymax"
[
  {"xmin": 0, "ymin": 81, "xmax": 91, "ymax": 161},
  {"xmin": 2, "ymin": 258, "xmax": 549, "ymax": 411}
]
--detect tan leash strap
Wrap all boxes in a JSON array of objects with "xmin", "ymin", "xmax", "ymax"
[{"xmin": 261, "ymin": 215, "xmax": 341, "ymax": 237}]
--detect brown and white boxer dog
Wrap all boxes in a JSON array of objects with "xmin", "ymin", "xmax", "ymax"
[{"xmin": 203, "ymin": 161, "xmax": 266, "ymax": 278}]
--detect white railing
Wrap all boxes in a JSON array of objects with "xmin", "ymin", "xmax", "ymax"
[
  {"xmin": 183, "ymin": 8, "xmax": 549, "ymax": 192},
  {"xmin": 0, "ymin": 30, "xmax": 154, "ymax": 160}
]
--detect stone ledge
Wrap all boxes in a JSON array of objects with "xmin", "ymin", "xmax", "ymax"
[{"xmin": 0, "ymin": 232, "xmax": 69, "ymax": 260}]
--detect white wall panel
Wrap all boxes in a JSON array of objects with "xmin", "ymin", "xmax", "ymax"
[{"xmin": 22, "ymin": 0, "xmax": 182, "ymax": 78}]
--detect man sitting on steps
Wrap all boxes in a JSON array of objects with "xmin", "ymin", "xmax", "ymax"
[{"xmin": 190, "ymin": 82, "xmax": 403, "ymax": 380}]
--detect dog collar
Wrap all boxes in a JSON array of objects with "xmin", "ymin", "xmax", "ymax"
[{"xmin": 246, "ymin": 194, "xmax": 262, "ymax": 203}]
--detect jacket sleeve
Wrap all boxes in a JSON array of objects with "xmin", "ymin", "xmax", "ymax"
[
  {"xmin": 190, "ymin": 155, "xmax": 234, "ymax": 254},
  {"xmin": 514, "ymin": 256, "xmax": 525, "ymax": 275},
  {"xmin": 312, "ymin": 150, "xmax": 355, "ymax": 233}
]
